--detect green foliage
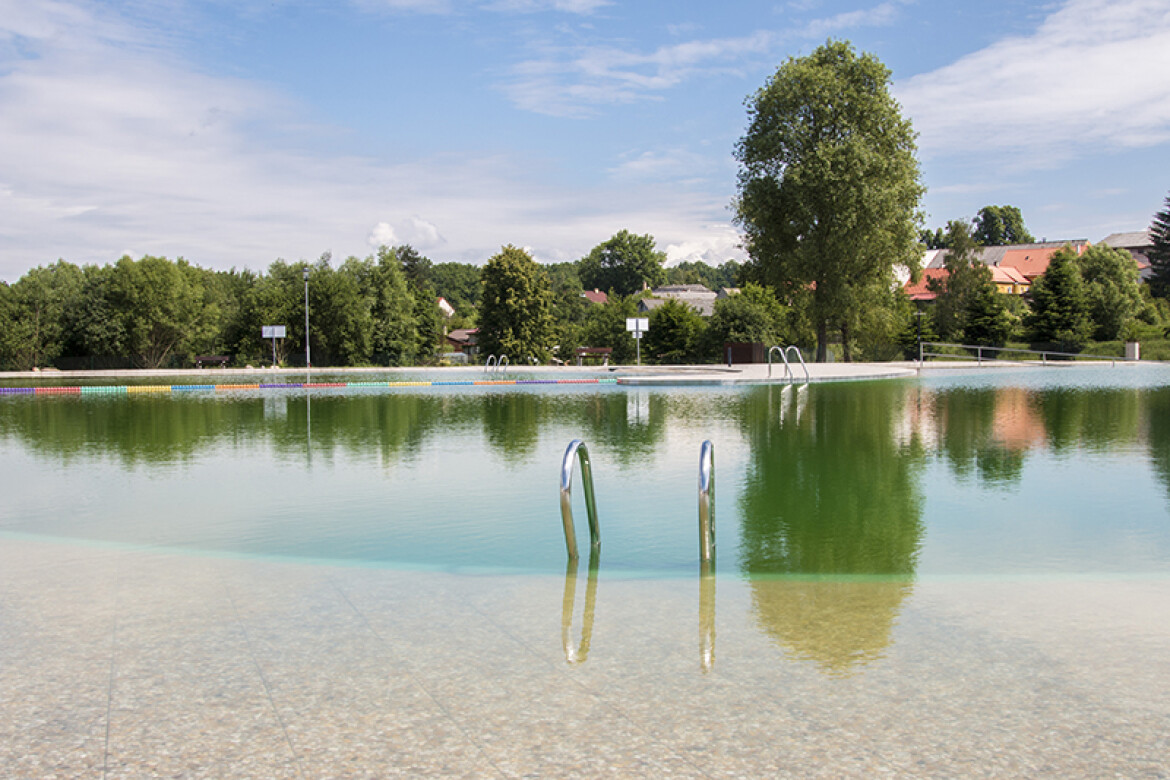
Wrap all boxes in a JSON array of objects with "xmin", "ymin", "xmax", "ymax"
[
  {"xmin": 964, "ymin": 282, "xmax": 1012, "ymax": 347},
  {"xmin": 735, "ymin": 40, "xmax": 924, "ymax": 362},
  {"xmin": 1027, "ymin": 247, "xmax": 1092, "ymax": 349},
  {"xmin": 107, "ymin": 255, "xmax": 220, "ymax": 369},
  {"xmin": 705, "ymin": 283, "xmax": 787, "ymax": 356},
  {"xmin": 928, "ymin": 220, "xmax": 1011, "ymax": 345},
  {"xmin": 644, "ymin": 299, "xmax": 706, "ymax": 364},
  {"xmin": 1076, "ymin": 243, "xmax": 1144, "ymax": 341},
  {"xmin": 664, "ymin": 260, "xmax": 742, "ymax": 290},
  {"xmin": 477, "ymin": 245, "xmax": 556, "ymax": 361},
  {"xmin": 577, "ymin": 296, "xmax": 639, "ymax": 364},
  {"xmin": 431, "ymin": 261, "xmax": 482, "ymax": 314},
  {"xmin": 0, "ymin": 261, "xmax": 82, "ymax": 370},
  {"xmin": 973, "ymin": 205, "xmax": 1034, "ymax": 246},
  {"xmin": 1147, "ymin": 193, "xmax": 1170, "ymax": 298},
  {"xmin": 578, "ymin": 230, "xmax": 667, "ymax": 297}
]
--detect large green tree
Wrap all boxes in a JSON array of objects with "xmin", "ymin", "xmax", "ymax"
[
  {"xmin": 477, "ymin": 245, "xmax": 556, "ymax": 362},
  {"xmin": 1027, "ymin": 247, "xmax": 1091, "ymax": 350},
  {"xmin": 578, "ymin": 230, "xmax": 667, "ymax": 297},
  {"xmin": 107, "ymin": 255, "xmax": 220, "ymax": 369},
  {"xmin": 0, "ymin": 261, "xmax": 82, "ymax": 370},
  {"xmin": 735, "ymin": 40, "xmax": 924, "ymax": 362},
  {"xmin": 973, "ymin": 205, "xmax": 1035, "ymax": 246},
  {"xmin": 644, "ymin": 299, "xmax": 706, "ymax": 364},
  {"xmin": 704, "ymin": 283, "xmax": 787, "ymax": 357},
  {"xmin": 928, "ymin": 220, "xmax": 1010, "ymax": 345},
  {"xmin": 1076, "ymin": 243, "xmax": 1144, "ymax": 341},
  {"xmin": 1147, "ymin": 193, "xmax": 1170, "ymax": 298}
]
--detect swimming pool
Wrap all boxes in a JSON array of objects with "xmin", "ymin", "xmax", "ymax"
[{"xmin": 2, "ymin": 366, "xmax": 1168, "ymax": 776}]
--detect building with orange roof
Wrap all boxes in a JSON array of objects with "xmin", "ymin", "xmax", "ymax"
[{"xmin": 988, "ymin": 265, "xmax": 1030, "ymax": 295}]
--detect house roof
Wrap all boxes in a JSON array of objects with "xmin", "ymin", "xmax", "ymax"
[
  {"xmin": 652, "ymin": 284, "xmax": 715, "ymax": 295},
  {"xmin": 581, "ymin": 289, "xmax": 608, "ymax": 304},
  {"xmin": 989, "ymin": 265, "xmax": 1030, "ymax": 286},
  {"xmin": 903, "ymin": 268, "xmax": 948, "ymax": 301},
  {"xmin": 1100, "ymin": 230, "xmax": 1152, "ymax": 250},
  {"xmin": 923, "ymin": 241, "xmax": 1089, "ymax": 276},
  {"xmin": 638, "ymin": 295, "xmax": 717, "ymax": 317},
  {"xmin": 447, "ymin": 328, "xmax": 479, "ymax": 344}
]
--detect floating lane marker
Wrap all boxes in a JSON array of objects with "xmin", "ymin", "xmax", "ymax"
[
  {"xmin": 1, "ymin": 375, "xmax": 623, "ymax": 397},
  {"xmin": 80, "ymin": 386, "xmax": 127, "ymax": 395}
]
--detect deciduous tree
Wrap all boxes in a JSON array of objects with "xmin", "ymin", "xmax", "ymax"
[
  {"xmin": 578, "ymin": 230, "xmax": 667, "ymax": 297},
  {"xmin": 973, "ymin": 205, "xmax": 1034, "ymax": 246},
  {"xmin": 735, "ymin": 40, "xmax": 924, "ymax": 362},
  {"xmin": 478, "ymin": 245, "xmax": 556, "ymax": 362}
]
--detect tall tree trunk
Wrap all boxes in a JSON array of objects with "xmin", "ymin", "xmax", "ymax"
[
  {"xmin": 816, "ymin": 320, "xmax": 828, "ymax": 363},
  {"xmin": 841, "ymin": 322, "xmax": 852, "ymax": 363}
]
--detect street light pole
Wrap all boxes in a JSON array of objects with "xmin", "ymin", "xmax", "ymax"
[{"xmin": 303, "ymin": 267, "xmax": 311, "ymax": 370}]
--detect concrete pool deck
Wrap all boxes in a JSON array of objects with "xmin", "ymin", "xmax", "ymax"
[
  {"xmin": 2, "ymin": 537, "xmax": 1168, "ymax": 778},
  {"xmin": 3, "ymin": 358, "xmax": 1150, "ymax": 390}
]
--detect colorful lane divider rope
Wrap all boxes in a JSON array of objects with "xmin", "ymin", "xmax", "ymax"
[{"xmin": 0, "ymin": 378, "xmax": 620, "ymax": 396}]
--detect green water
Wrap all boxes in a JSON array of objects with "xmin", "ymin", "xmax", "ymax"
[{"xmin": 2, "ymin": 368, "xmax": 1169, "ymax": 579}]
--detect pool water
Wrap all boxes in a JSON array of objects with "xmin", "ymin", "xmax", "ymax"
[
  {"xmin": 2, "ymin": 366, "xmax": 1169, "ymax": 578},
  {"xmin": 3, "ymin": 365, "xmax": 1169, "ymax": 776}
]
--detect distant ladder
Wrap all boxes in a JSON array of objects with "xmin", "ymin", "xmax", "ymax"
[{"xmin": 767, "ymin": 345, "xmax": 809, "ymax": 382}]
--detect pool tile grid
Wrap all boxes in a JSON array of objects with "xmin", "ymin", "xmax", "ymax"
[{"xmin": 4, "ymin": 539, "xmax": 1170, "ymax": 778}]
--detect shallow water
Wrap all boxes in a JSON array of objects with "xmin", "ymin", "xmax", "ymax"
[{"xmin": 3, "ymin": 365, "xmax": 1169, "ymax": 579}]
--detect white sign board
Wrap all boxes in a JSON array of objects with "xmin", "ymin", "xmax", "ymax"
[
  {"xmin": 625, "ymin": 317, "xmax": 649, "ymax": 332},
  {"xmin": 262, "ymin": 325, "xmax": 287, "ymax": 339}
]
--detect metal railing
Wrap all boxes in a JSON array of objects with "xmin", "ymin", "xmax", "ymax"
[
  {"xmin": 559, "ymin": 439, "xmax": 600, "ymax": 560},
  {"xmin": 920, "ymin": 342, "xmax": 1132, "ymax": 366},
  {"xmin": 698, "ymin": 440, "xmax": 715, "ymax": 563},
  {"xmin": 483, "ymin": 354, "xmax": 510, "ymax": 374},
  {"xmin": 767, "ymin": 345, "xmax": 810, "ymax": 382},
  {"xmin": 558, "ymin": 439, "xmax": 717, "ymax": 564}
]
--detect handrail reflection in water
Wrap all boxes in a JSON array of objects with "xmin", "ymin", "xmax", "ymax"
[
  {"xmin": 700, "ymin": 560, "xmax": 715, "ymax": 673},
  {"xmin": 561, "ymin": 547, "xmax": 599, "ymax": 664},
  {"xmin": 560, "ymin": 439, "xmax": 600, "ymax": 560}
]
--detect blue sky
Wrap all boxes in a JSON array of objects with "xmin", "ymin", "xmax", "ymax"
[{"xmin": 1, "ymin": 0, "xmax": 1169, "ymax": 281}]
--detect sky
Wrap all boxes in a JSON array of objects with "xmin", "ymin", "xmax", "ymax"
[{"xmin": 1, "ymin": 0, "xmax": 1169, "ymax": 282}]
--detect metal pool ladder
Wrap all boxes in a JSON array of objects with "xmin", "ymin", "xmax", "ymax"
[
  {"xmin": 559, "ymin": 439, "xmax": 716, "ymax": 564},
  {"xmin": 560, "ymin": 439, "xmax": 600, "ymax": 559},
  {"xmin": 767, "ymin": 345, "xmax": 810, "ymax": 382},
  {"xmin": 483, "ymin": 354, "xmax": 510, "ymax": 375},
  {"xmin": 699, "ymin": 440, "xmax": 715, "ymax": 563}
]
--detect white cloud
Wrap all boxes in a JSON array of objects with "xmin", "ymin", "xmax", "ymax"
[
  {"xmin": 481, "ymin": 0, "xmax": 610, "ymax": 13},
  {"xmin": 501, "ymin": 1, "xmax": 907, "ymax": 117},
  {"xmin": 799, "ymin": 1, "xmax": 902, "ymax": 39},
  {"xmin": 503, "ymin": 30, "xmax": 777, "ymax": 117},
  {"xmin": 897, "ymin": 0, "xmax": 1170, "ymax": 165},
  {"xmin": 663, "ymin": 224, "xmax": 745, "ymax": 267},
  {"xmin": 0, "ymin": 0, "xmax": 743, "ymax": 280},
  {"xmin": 368, "ymin": 217, "xmax": 446, "ymax": 249}
]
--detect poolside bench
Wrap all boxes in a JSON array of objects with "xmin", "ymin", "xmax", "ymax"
[
  {"xmin": 575, "ymin": 347, "xmax": 612, "ymax": 366},
  {"xmin": 194, "ymin": 355, "xmax": 231, "ymax": 368}
]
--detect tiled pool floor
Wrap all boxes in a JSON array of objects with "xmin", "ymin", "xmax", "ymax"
[{"xmin": 2, "ymin": 538, "xmax": 1168, "ymax": 778}]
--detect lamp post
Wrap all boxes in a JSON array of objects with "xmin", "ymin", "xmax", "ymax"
[{"xmin": 303, "ymin": 267, "xmax": 311, "ymax": 370}]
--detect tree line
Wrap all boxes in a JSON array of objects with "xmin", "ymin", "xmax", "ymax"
[{"xmin": 5, "ymin": 38, "xmax": 1170, "ymax": 370}]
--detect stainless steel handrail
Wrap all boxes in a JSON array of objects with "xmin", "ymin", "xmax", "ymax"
[
  {"xmin": 785, "ymin": 345, "xmax": 810, "ymax": 382},
  {"xmin": 920, "ymin": 341, "xmax": 1128, "ymax": 366},
  {"xmin": 767, "ymin": 345, "xmax": 791, "ymax": 380},
  {"xmin": 560, "ymin": 439, "xmax": 600, "ymax": 559},
  {"xmin": 484, "ymin": 354, "xmax": 498, "ymax": 373},
  {"xmin": 497, "ymin": 355, "xmax": 509, "ymax": 375},
  {"xmin": 698, "ymin": 440, "xmax": 715, "ymax": 563}
]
